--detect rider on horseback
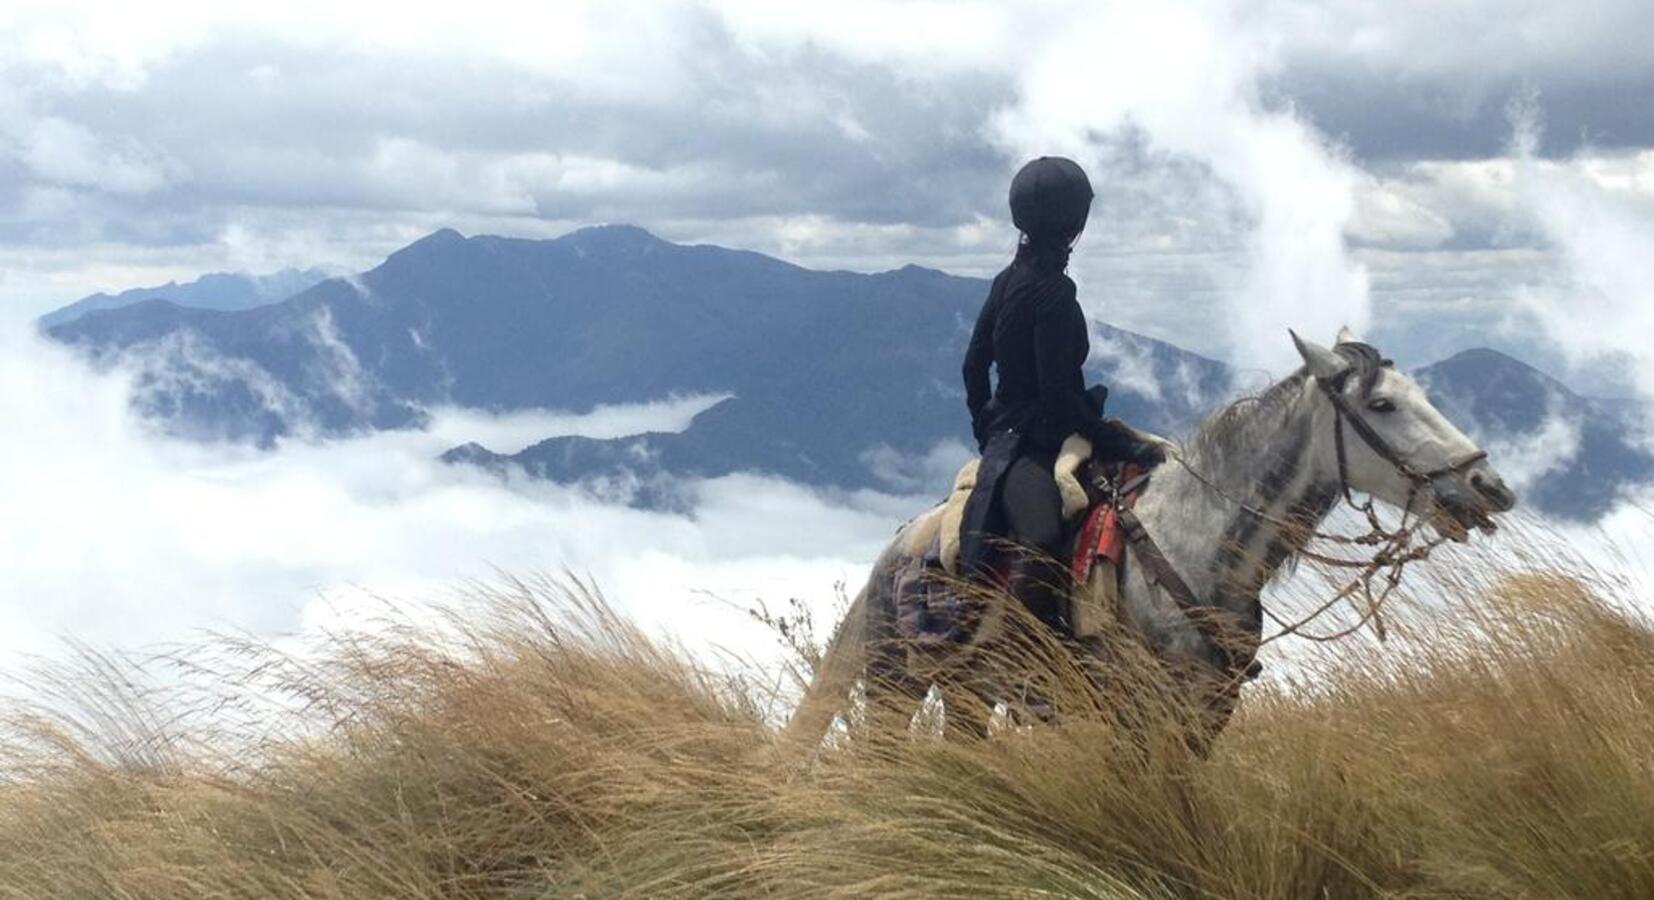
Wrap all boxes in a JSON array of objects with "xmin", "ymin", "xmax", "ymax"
[{"xmin": 960, "ymin": 156, "xmax": 1168, "ymax": 633}]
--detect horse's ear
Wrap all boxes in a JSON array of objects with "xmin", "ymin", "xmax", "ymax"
[
  {"xmin": 1335, "ymin": 325, "xmax": 1361, "ymax": 346},
  {"xmin": 1291, "ymin": 329, "xmax": 1352, "ymax": 381}
]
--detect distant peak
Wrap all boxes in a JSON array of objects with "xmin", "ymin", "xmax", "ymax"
[
  {"xmin": 414, "ymin": 227, "xmax": 466, "ymax": 246},
  {"xmin": 888, "ymin": 263, "xmax": 940, "ymax": 277},
  {"xmin": 559, "ymin": 224, "xmax": 667, "ymax": 250},
  {"xmin": 579, "ymin": 223, "xmax": 658, "ymax": 238},
  {"xmin": 380, "ymin": 228, "xmax": 471, "ymax": 268},
  {"xmin": 1447, "ymin": 347, "xmax": 1510, "ymax": 360},
  {"xmin": 101, "ymin": 297, "xmax": 189, "ymax": 320},
  {"xmin": 1435, "ymin": 347, "xmax": 1539, "ymax": 373},
  {"xmin": 1422, "ymin": 347, "xmax": 1578, "ymax": 397}
]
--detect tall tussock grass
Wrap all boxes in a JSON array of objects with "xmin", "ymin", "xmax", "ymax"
[{"xmin": 1, "ymin": 558, "xmax": 1652, "ymax": 898}]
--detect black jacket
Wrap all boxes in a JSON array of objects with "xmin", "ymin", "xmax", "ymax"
[{"xmin": 962, "ymin": 257, "xmax": 1141, "ymax": 458}]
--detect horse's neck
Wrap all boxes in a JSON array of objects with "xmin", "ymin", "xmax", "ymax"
[{"xmin": 1133, "ymin": 377, "xmax": 1340, "ymax": 617}]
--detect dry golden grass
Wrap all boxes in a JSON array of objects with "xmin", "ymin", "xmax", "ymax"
[{"xmin": 0, "ymin": 556, "xmax": 1652, "ymax": 898}]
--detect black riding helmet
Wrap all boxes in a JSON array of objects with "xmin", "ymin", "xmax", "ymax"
[{"xmin": 1009, "ymin": 156, "xmax": 1093, "ymax": 243}]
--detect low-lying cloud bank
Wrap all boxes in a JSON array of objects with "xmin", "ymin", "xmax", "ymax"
[{"xmin": 0, "ymin": 315, "xmax": 913, "ymax": 668}]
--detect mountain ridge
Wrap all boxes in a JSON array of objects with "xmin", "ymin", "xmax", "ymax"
[
  {"xmin": 39, "ymin": 267, "xmax": 331, "ymax": 329},
  {"xmin": 1417, "ymin": 347, "xmax": 1653, "ymax": 519},
  {"xmin": 44, "ymin": 225, "xmax": 1650, "ymax": 517}
]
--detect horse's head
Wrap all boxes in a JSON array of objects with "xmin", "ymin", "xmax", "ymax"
[{"xmin": 1292, "ymin": 327, "xmax": 1518, "ymax": 541}]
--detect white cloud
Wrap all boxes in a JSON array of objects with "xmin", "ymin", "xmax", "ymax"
[
  {"xmin": 988, "ymin": 0, "xmax": 1371, "ymax": 375},
  {"xmin": 421, "ymin": 395, "xmax": 727, "ymax": 456},
  {"xmin": 0, "ymin": 1, "xmax": 684, "ymax": 94},
  {"xmin": 2, "ymin": 1, "xmax": 210, "ymax": 90},
  {"xmin": 17, "ymin": 116, "xmax": 175, "ymax": 194},
  {"xmin": 3, "ymin": 0, "xmax": 1649, "ymax": 378},
  {"xmin": 1508, "ymin": 116, "xmax": 1654, "ymax": 397},
  {"xmin": 1272, "ymin": 0, "xmax": 1654, "ymax": 85},
  {"xmin": 1481, "ymin": 408, "xmax": 1584, "ymax": 492},
  {"xmin": 860, "ymin": 439, "xmax": 974, "ymax": 495},
  {"xmin": 713, "ymin": 0, "xmax": 1015, "ymax": 72},
  {"xmin": 0, "ymin": 314, "xmax": 908, "ymax": 669},
  {"xmin": 116, "ymin": 327, "xmax": 310, "ymax": 435},
  {"xmin": 1348, "ymin": 181, "xmax": 1456, "ymax": 249},
  {"xmin": 1089, "ymin": 327, "xmax": 1164, "ymax": 404}
]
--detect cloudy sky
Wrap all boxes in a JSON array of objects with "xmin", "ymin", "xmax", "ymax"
[
  {"xmin": 5, "ymin": 0, "xmax": 1653, "ymax": 371},
  {"xmin": 2, "ymin": 0, "xmax": 1652, "ymax": 670}
]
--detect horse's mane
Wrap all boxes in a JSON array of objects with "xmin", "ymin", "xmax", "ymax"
[
  {"xmin": 1185, "ymin": 341, "xmax": 1391, "ymax": 465},
  {"xmin": 1185, "ymin": 369, "xmax": 1310, "ymax": 465}
]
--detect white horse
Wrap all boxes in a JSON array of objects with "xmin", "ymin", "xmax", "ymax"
[{"xmin": 788, "ymin": 328, "xmax": 1519, "ymax": 745}]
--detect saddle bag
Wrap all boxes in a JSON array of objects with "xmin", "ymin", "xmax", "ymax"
[{"xmin": 893, "ymin": 532, "xmax": 977, "ymax": 647}]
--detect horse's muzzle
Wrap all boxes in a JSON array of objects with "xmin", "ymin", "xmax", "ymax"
[
  {"xmin": 1467, "ymin": 466, "xmax": 1518, "ymax": 513},
  {"xmin": 1431, "ymin": 461, "xmax": 1517, "ymax": 540}
]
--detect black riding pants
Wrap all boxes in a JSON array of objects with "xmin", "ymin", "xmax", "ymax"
[{"xmin": 999, "ymin": 454, "xmax": 1064, "ymax": 556}]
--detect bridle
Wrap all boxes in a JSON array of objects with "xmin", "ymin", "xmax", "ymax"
[
  {"xmin": 1169, "ymin": 359, "xmax": 1490, "ymax": 542},
  {"xmin": 1315, "ymin": 366, "xmax": 1489, "ymax": 510},
  {"xmin": 1137, "ymin": 354, "xmax": 1494, "ymax": 673},
  {"xmin": 1246, "ymin": 361, "xmax": 1490, "ymax": 647}
]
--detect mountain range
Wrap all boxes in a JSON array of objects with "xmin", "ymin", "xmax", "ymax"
[
  {"xmin": 43, "ymin": 226, "xmax": 1651, "ymax": 520},
  {"xmin": 39, "ymin": 268, "xmax": 330, "ymax": 329},
  {"xmin": 1416, "ymin": 349, "xmax": 1652, "ymax": 520}
]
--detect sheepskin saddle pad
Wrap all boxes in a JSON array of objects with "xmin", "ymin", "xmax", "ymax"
[{"xmin": 901, "ymin": 433, "xmax": 1101, "ymax": 576}]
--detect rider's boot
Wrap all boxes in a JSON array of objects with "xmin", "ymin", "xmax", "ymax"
[{"xmin": 1006, "ymin": 552, "xmax": 1072, "ymax": 634}]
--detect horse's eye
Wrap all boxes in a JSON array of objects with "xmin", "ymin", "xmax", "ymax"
[{"xmin": 1367, "ymin": 398, "xmax": 1397, "ymax": 413}]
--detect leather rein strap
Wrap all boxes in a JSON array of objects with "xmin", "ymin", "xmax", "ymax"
[
  {"xmin": 1115, "ymin": 505, "xmax": 1256, "ymax": 678},
  {"xmin": 1083, "ymin": 465, "xmax": 1220, "ymax": 655}
]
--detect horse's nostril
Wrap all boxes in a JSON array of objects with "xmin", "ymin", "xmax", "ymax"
[{"xmin": 1469, "ymin": 470, "xmax": 1516, "ymax": 511}]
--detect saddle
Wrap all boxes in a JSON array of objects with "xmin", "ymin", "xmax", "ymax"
[
  {"xmin": 897, "ymin": 455, "xmax": 980, "ymax": 575},
  {"xmin": 895, "ymin": 433, "xmax": 1153, "ymax": 644},
  {"xmin": 895, "ymin": 430, "xmax": 1262, "ymax": 680},
  {"xmin": 906, "ymin": 432, "xmax": 1153, "ymax": 573}
]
